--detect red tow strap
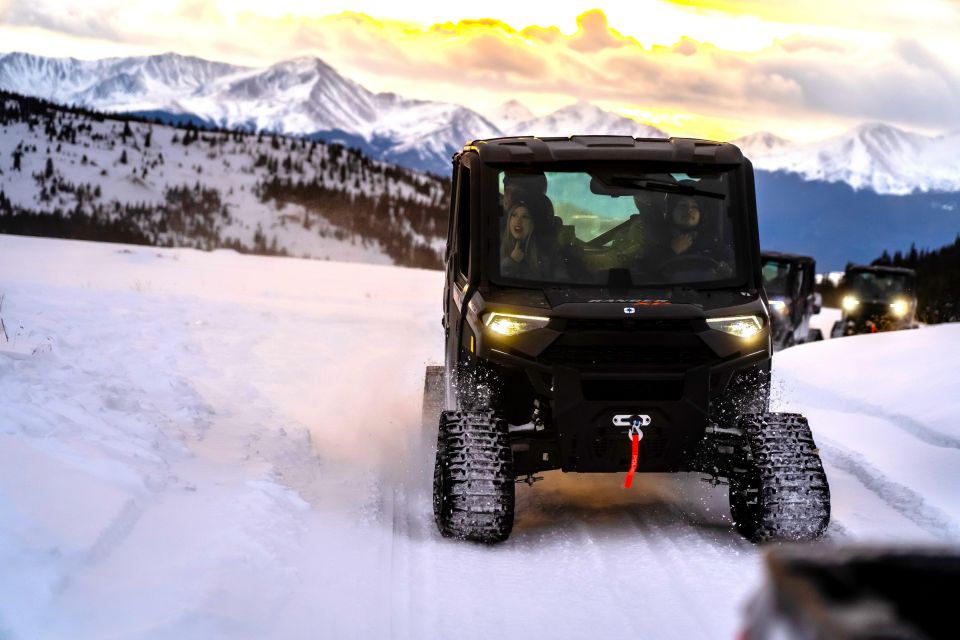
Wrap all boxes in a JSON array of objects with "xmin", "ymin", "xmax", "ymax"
[{"xmin": 624, "ymin": 433, "xmax": 640, "ymax": 488}]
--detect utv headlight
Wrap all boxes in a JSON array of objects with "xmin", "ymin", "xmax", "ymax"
[
  {"xmin": 482, "ymin": 312, "xmax": 550, "ymax": 337},
  {"xmin": 890, "ymin": 298, "xmax": 909, "ymax": 317},
  {"xmin": 768, "ymin": 299, "xmax": 788, "ymax": 315},
  {"xmin": 842, "ymin": 295, "xmax": 860, "ymax": 312},
  {"xmin": 707, "ymin": 315, "xmax": 763, "ymax": 339}
]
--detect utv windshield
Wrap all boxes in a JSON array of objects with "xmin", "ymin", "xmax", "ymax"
[
  {"xmin": 761, "ymin": 259, "xmax": 794, "ymax": 297},
  {"xmin": 493, "ymin": 167, "xmax": 745, "ymax": 287},
  {"xmin": 847, "ymin": 271, "xmax": 912, "ymax": 298}
]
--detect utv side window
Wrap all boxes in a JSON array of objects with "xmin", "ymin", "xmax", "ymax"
[{"xmin": 455, "ymin": 166, "xmax": 471, "ymax": 280}]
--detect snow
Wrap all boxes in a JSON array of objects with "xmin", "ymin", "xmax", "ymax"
[{"xmin": 2, "ymin": 233, "xmax": 959, "ymax": 639}]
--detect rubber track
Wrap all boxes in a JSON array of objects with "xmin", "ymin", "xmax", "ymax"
[
  {"xmin": 731, "ymin": 413, "xmax": 831, "ymax": 542},
  {"xmin": 434, "ymin": 410, "xmax": 515, "ymax": 542}
]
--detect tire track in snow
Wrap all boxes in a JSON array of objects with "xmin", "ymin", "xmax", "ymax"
[
  {"xmin": 623, "ymin": 497, "xmax": 757, "ymax": 636},
  {"xmin": 819, "ymin": 439, "xmax": 960, "ymax": 541},
  {"xmin": 54, "ymin": 498, "xmax": 143, "ymax": 597},
  {"xmin": 780, "ymin": 378, "xmax": 960, "ymax": 451}
]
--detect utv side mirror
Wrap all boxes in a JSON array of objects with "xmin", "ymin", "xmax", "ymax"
[{"xmin": 811, "ymin": 292, "xmax": 822, "ymax": 315}]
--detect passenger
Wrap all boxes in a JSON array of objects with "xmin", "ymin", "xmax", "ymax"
[
  {"xmin": 500, "ymin": 201, "xmax": 560, "ymax": 280},
  {"xmin": 612, "ymin": 191, "xmax": 665, "ymax": 262}
]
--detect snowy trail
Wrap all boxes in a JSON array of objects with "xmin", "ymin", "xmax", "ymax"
[{"xmin": 2, "ymin": 234, "xmax": 959, "ymax": 639}]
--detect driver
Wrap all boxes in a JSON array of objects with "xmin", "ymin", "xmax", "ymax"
[
  {"xmin": 654, "ymin": 195, "xmax": 734, "ymax": 276},
  {"xmin": 666, "ymin": 195, "xmax": 702, "ymax": 256}
]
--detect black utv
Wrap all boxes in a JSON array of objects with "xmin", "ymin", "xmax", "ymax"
[
  {"xmin": 833, "ymin": 264, "xmax": 917, "ymax": 336},
  {"xmin": 760, "ymin": 251, "xmax": 822, "ymax": 350},
  {"xmin": 424, "ymin": 136, "xmax": 830, "ymax": 544}
]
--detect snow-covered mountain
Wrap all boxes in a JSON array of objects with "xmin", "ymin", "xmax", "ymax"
[
  {"xmin": 4, "ymin": 51, "xmax": 958, "ymax": 193},
  {"xmin": 742, "ymin": 124, "xmax": 960, "ymax": 195},
  {"xmin": 506, "ymin": 101, "xmax": 668, "ymax": 139},
  {"xmin": 731, "ymin": 131, "xmax": 794, "ymax": 159},
  {"xmin": 0, "ymin": 51, "xmax": 502, "ymax": 175},
  {"xmin": 491, "ymin": 99, "xmax": 535, "ymax": 131},
  {"xmin": 0, "ymin": 52, "xmax": 675, "ymax": 175},
  {"xmin": 0, "ymin": 51, "xmax": 245, "ymax": 111}
]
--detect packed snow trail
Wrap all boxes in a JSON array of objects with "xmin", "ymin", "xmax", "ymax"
[{"xmin": 1, "ymin": 234, "xmax": 958, "ymax": 639}]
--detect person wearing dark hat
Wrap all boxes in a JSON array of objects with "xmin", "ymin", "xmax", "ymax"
[
  {"xmin": 666, "ymin": 195, "xmax": 703, "ymax": 256},
  {"xmin": 653, "ymin": 194, "xmax": 734, "ymax": 277}
]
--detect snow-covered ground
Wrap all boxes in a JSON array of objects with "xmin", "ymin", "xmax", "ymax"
[{"xmin": 2, "ymin": 233, "xmax": 958, "ymax": 640}]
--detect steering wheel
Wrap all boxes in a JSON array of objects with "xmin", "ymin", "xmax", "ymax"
[{"xmin": 658, "ymin": 253, "xmax": 723, "ymax": 277}]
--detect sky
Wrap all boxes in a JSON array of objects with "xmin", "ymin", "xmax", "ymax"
[{"xmin": 1, "ymin": 0, "xmax": 959, "ymax": 141}]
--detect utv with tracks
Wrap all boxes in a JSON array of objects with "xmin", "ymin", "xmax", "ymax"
[
  {"xmin": 834, "ymin": 264, "xmax": 917, "ymax": 336},
  {"xmin": 760, "ymin": 251, "xmax": 822, "ymax": 349},
  {"xmin": 425, "ymin": 136, "xmax": 830, "ymax": 544}
]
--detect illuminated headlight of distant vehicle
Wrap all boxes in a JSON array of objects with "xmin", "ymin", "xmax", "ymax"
[
  {"xmin": 842, "ymin": 295, "xmax": 860, "ymax": 312},
  {"xmin": 482, "ymin": 312, "xmax": 550, "ymax": 336},
  {"xmin": 707, "ymin": 315, "xmax": 763, "ymax": 339},
  {"xmin": 890, "ymin": 298, "xmax": 909, "ymax": 317},
  {"xmin": 768, "ymin": 299, "xmax": 788, "ymax": 315}
]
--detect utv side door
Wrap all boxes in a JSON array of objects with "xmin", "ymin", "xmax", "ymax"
[
  {"xmin": 794, "ymin": 262, "xmax": 816, "ymax": 336},
  {"xmin": 443, "ymin": 157, "xmax": 474, "ymax": 405}
]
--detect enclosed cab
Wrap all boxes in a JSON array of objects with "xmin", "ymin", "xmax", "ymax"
[
  {"xmin": 838, "ymin": 264, "xmax": 917, "ymax": 335},
  {"xmin": 760, "ymin": 251, "xmax": 822, "ymax": 349},
  {"xmin": 425, "ymin": 136, "xmax": 829, "ymax": 544}
]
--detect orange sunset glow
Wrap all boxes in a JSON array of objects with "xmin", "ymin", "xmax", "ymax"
[{"xmin": 0, "ymin": 1, "xmax": 958, "ymax": 140}]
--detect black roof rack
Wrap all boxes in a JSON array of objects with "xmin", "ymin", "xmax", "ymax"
[{"xmin": 462, "ymin": 135, "xmax": 745, "ymax": 165}]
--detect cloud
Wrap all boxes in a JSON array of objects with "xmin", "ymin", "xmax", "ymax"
[
  {"xmin": 0, "ymin": 0, "xmax": 126, "ymax": 41},
  {"xmin": 672, "ymin": 37, "xmax": 698, "ymax": 56},
  {"xmin": 448, "ymin": 34, "xmax": 547, "ymax": 78},
  {"xmin": 1, "ymin": 3, "xmax": 958, "ymax": 136},
  {"xmin": 569, "ymin": 9, "xmax": 629, "ymax": 53}
]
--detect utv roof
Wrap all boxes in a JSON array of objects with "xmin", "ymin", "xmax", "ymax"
[
  {"xmin": 462, "ymin": 136, "xmax": 745, "ymax": 165},
  {"xmin": 847, "ymin": 264, "xmax": 916, "ymax": 276},
  {"xmin": 761, "ymin": 251, "xmax": 816, "ymax": 265}
]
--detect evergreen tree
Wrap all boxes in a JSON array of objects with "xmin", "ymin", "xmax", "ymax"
[
  {"xmin": 119, "ymin": 149, "xmax": 128, "ymax": 164},
  {"xmin": 45, "ymin": 157, "xmax": 54, "ymax": 178}
]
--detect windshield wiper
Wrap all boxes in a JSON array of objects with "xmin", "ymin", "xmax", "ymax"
[{"xmin": 619, "ymin": 178, "xmax": 726, "ymax": 200}]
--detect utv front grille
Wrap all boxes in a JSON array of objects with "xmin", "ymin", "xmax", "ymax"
[
  {"xmin": 540, "ymin": 344, "xmax": 716, "ymax": 369},
  {"xmin": 582, "ymin": 378, "xmax": 683, "ymax": 401},
  {"xmin": 858, "ymin": 303, "xmax": 892, "ymax": 318},
  {"xmin": 563, "ymin": 318, "xmax": 696, "ymax": 332}
]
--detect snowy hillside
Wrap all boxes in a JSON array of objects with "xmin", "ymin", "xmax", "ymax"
[
  {"xmin": 2, "ymin": 233, "xmax": 958, "ymax": 639},
  {"xmin": 740, "ymin": 123, "xmax": 960, "ymax": 195},
  {"xmin": 0, "ymin": 92, "xmax": 448, "ymax": 267}
]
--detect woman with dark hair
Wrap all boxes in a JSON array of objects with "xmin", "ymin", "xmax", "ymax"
[{"xmin": 500, "ymin": 201, "xmax": 555, "ymax": 280}]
